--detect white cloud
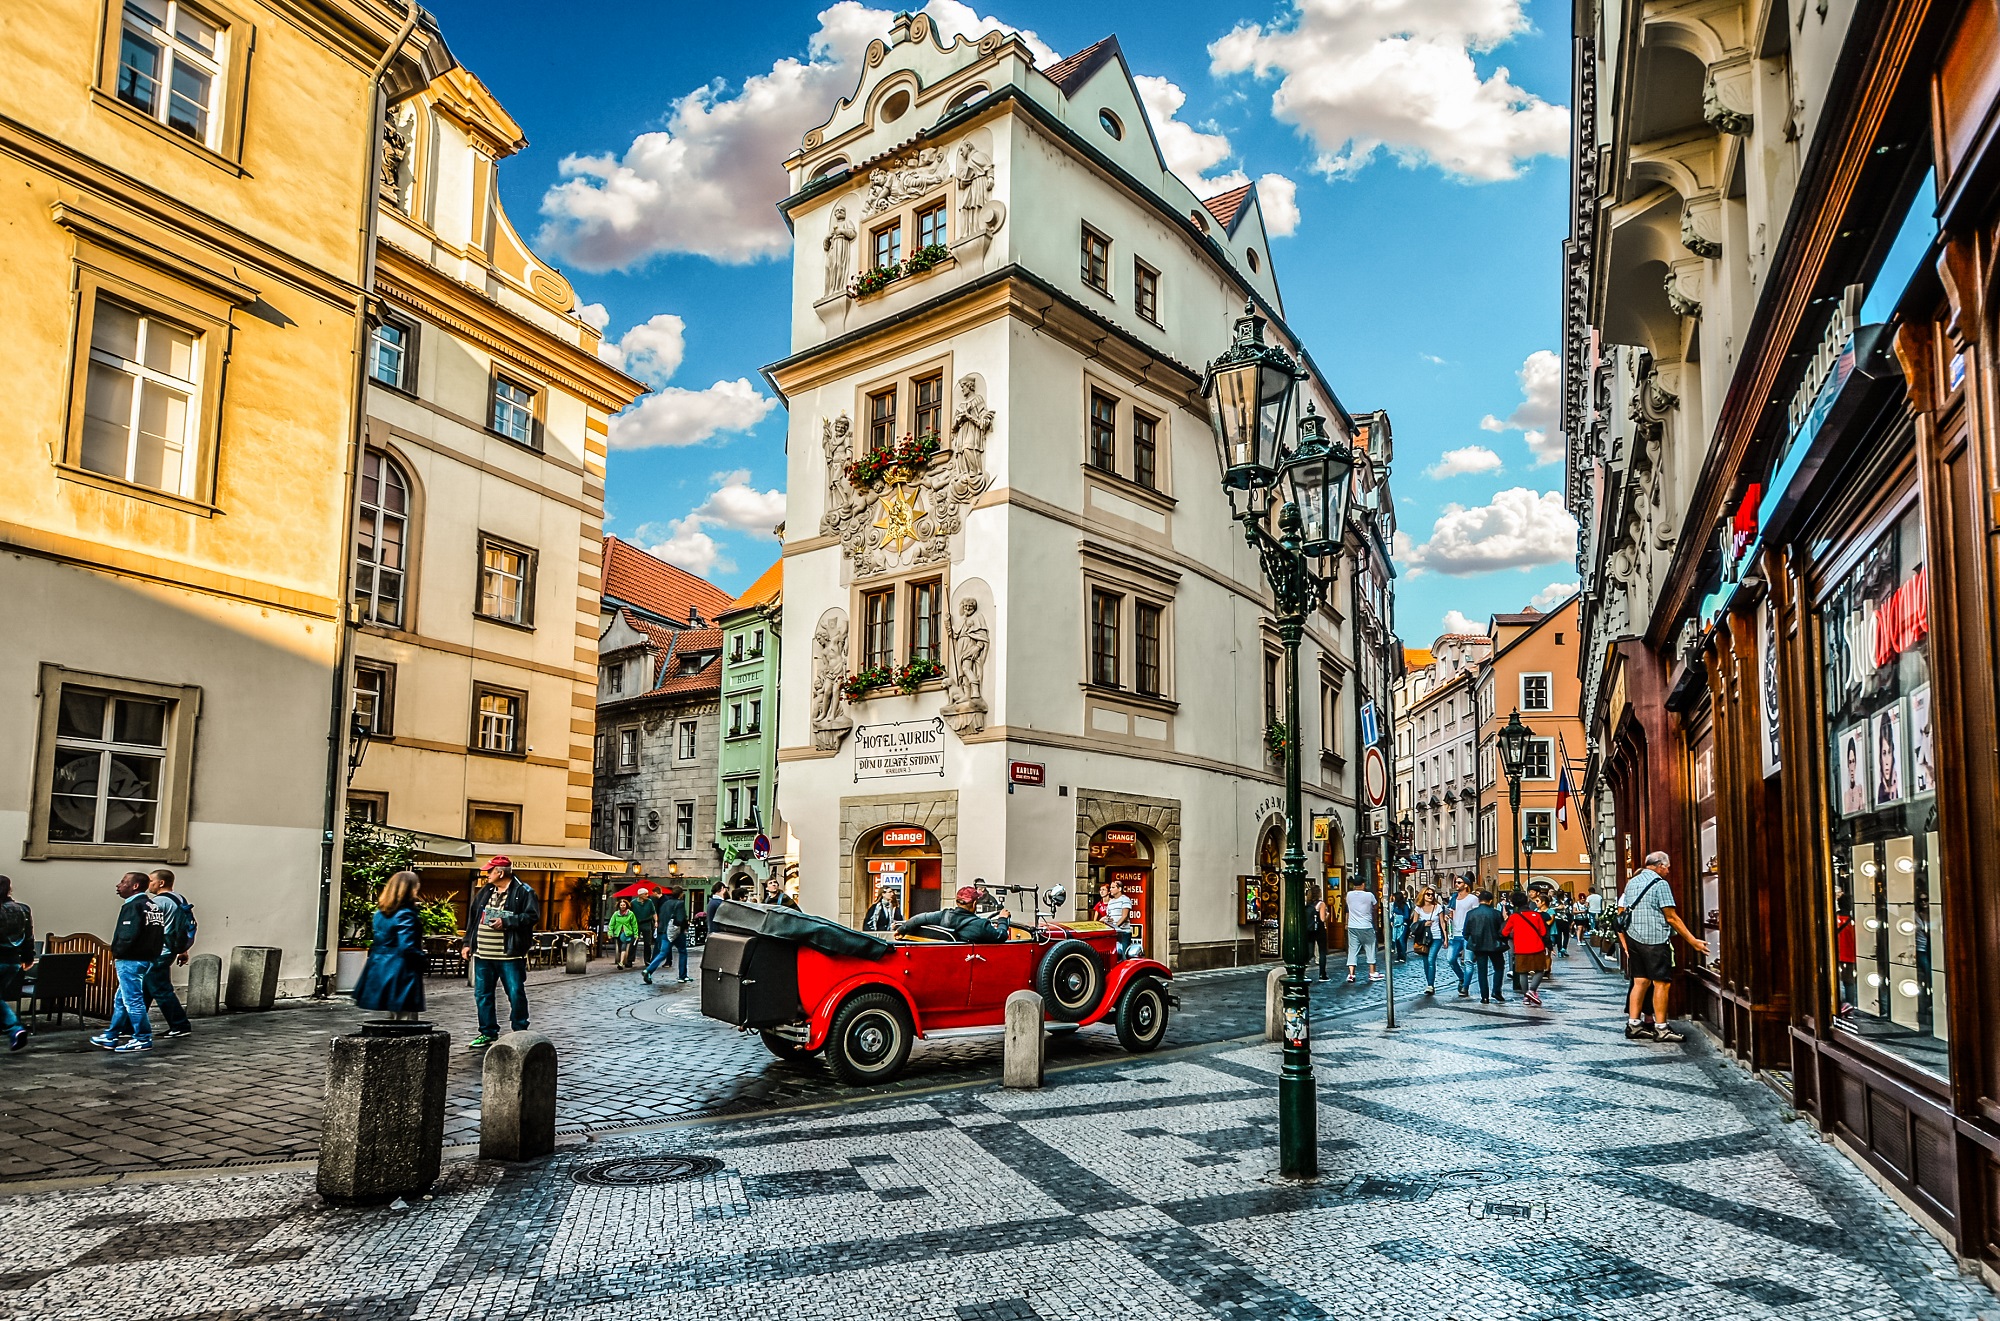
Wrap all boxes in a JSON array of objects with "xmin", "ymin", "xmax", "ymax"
[
  {"xmin": 596, "ymin": 313, "xmax": 688, "ymax": 386},
  {"xmin": 1441, "ymin": 609, "xmax": 1483, "ymax": 635},
  {"xmin": 608, "ymin": 379, "xmax": 778, "ymax": 450},
  {"xmin": 636, "ymin": 469, "xmax": 791, "ymax": 577},
  {"xmin": 1399, "ymin": 487, "xmax": 1578, "ymax": 576},
  {"xmin": 1425, "ymin": 445, "xmax": 1502, "ymax": 479},
  {"xmin": 1209, "ymin": 0, "xmax": 1569, "ymax": 182},
  {"xmin": 1529, "ymin": 581, "xmax": 1579, "ymax": 612},
  {"xmin": 1480, "ymin": 348, "xmax": 1562, "ymax": 465},
  {"xmin": 538, "ymin": 2, "xmax": 1053, "ymax": 271},
  {"xmin": 1420, "ymin": 352, "xmax": 1448, "ymax": 366},
  {"xmin": 1135, "ymin": 76, "xmax": 1301, "ymax": 236},
  {"xmin": 578, "ymin": 301, "xmax": 612, "ymax": 334}
]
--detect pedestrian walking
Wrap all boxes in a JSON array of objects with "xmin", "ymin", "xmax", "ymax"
[
  {"xmin": 1617, "ymin": 851, "xmax": 1708, "ymax": 1042},
  {"xmin": 608, "ymin": 898, "xmax": 639, "ymax": 967},
  {"xmin": 1503, "ymin": 893, "xmax": 1553, "ymax": 1006},
  {"xmin": 92, "ymin": 872, "xmax": 165, "ymax": 1053},
  {"xmin": 863, "ymin": 883, "xmax": 900, "ymax": 932},
  {"xmin": 643, "ymin": 888, "xmax": 689, "ymax": 983},
  {"xmin": 1410, "ymin": 887, "xmax": 1443, "ymax": 994},
  {"xmin": 353, "ymin": 871, "xmax": 425, "ymax": 1020},
  {"xmin": 459, "ymin": 858, "xmax": 538, "ymax": 1049},
  {"xmin": 1312, "ymin": 886, "xmax": 1336, "ymax": 980},
  {"xmin": 1447, "ymin": 877, "xmax": 1479, "ymax": 998},
  {"xmin": 0, "ymin": 876, "xmax": 33, "ymax": 1052},
  {"xmin": 630, "ymin": 888, "xmax": 659, "ymax": 970},
  {"xmin": 1462, "ymin": 890, "xmax": 1507, "ymax": 1004},
  {"xmin": 705, "ymin": 884, "xmax": 732, "ymax": 931},
  {"xmin": 144, "ymin": 870, "xmax": 195, "ymax": 1040},
  {"xmin": 1344, "ymin": 877, "xmax": 1380, "ymax": 982},
  {"xmin": 1390, "ymin": 889, "xmax": 1411, "ymax": 962}
]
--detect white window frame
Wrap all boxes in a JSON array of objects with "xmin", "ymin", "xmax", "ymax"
[
  {"xmin": 491, "ymin": 375, "xmax": 535, "ymax": 445},
  {"xmin": 472, "ymin": 684, "xmax": 524, "ymax": 755},
  {"xmin": 369, "ymin": 316, "xmax": 413, "ymax": 391},
  {"xmin": 617, "ymin": 726, "xmax": 639, "ymax": 771},
  {"xmin": 354, "ymin": 449, "xmax": 411, "ymax": 627},
  {"xmin": 677, "ymin": 720, "xmax": 697, "ymax": 760},
  {"xmin": 82, "ymin": 295, "xmax": 203, "ymax": 498},
  {"xmin": 1523, "ymin": 736, "xmax": 1555, "ymax": 781},
  {"xmin": 116, "ymin": 0, "xmax": 226, "ymax": 149},
  {"xmin": 1519, "ymin": 671, "xmax": 1553, "ymax": 713},
  {"xmin": 674, "ymin": 801, "xmax": 694, "ymax": 850},
  {"xmin": 1522, "ymin": 808, "xmax": 1556, "ymax": 853},
  {"xmin": 477, "ymin": 536, "xmax": 534, "ymax": 626},
  {"xmin": 26, "ymin": 664, "xmax": 201, "ymax": 863}
]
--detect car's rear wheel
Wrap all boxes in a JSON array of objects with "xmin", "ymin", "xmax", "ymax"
[
  {"xmin": 1115, "ymin": 977, "xmax": 1170, "ymax": 1052},
  {"xmin": 1036, "ymin": 939, "xmax": 1107, "ymax": 1022},
  {"xmin": 824, "ymin": 992, "xmax": 913, "ymax": 1085},
  {"xmin": 759, "ymin": 1030, "xmax": 815, "ymax": 1062}
]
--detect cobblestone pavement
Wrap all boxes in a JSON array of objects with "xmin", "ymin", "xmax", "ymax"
[
  {"xmin": 7, "ymin": 964, "xmax": 1998, "ymax": 1320},
  {"xmin": 0, "ymin": 944, "xmax": 1425, "ymax": 1185}
]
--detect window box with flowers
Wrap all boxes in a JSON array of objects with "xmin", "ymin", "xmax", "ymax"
[
  {"xmin": 842, "ymin": 656, "xmax": 947, "ymax": 701},
  {"xmin": 1265, "ymin": 720, "xmax": 1292, "ymax": 764},
  {"xmin": 848, "ymin": 245, "xmax": 956, "ymax": 300},
  {"xmin": 847, "ymin": 431, "xmax": 941, "ymax": 490}
]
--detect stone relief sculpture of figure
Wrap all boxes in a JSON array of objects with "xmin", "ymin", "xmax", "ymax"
[
  {"xmin": 823, "ymin": 205, "xmax": 856, "ymax": 298},
  {"xmin": 942, "ymin": 595, "xmax": 990, "ymax": 735},
  {"xmin": 949, "ymin": 373, "xmax": 994, "ymax": 484},
  {"xmin": 954, "ymin": 139, "xmax": 1004, "ymax": 238},
  {"xmin": 810, "ymin": 611, "xmax": 854, "ymax": 752},
  {"xmin": 820, "ymin": 414, "xmax": 860, "ymax": 535}
]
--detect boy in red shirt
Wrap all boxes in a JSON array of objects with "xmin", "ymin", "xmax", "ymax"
[{"xmin": 1502, "ymin": 894, "xmax": 1553, "ymax": 1007}]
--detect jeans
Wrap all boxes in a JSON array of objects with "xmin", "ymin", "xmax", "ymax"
[
  {"xmin": 1447, "ymin": 936, "xmax": 1471, "ymax": 991},
  {"xmin": 0, "ymin": 964, "xmax": 21, "ymax": 1034},
  {"xmin": 1416, "ymin": 939, "xmax": 1441, "ymax": 989},
  {"xmin": 107, "ymin": 958, "xmax": 153, "ymax": 1043},
  {"xmin": 1474, "ymin": 950, "xmax": 1506, "ymax": 1000},
  {"xmin": 144, "ymin": 957, "xmax": 191, "ymax": 1033},
  {"xmin": 1392, "ymin": 920, "xmax": 1409, "ymax": 961},
  {"xmin": 1346, "ymin": 925, "xmax": 1379, "ymax": 972},
  {"xmin": 471, "ymin": 958, "xmax": 529, "ymax": 1036},
  {"xmin": 646, "ymin": 933, "xmax": 688, "ymax": 979}
]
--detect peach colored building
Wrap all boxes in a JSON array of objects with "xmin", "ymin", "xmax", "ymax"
[{"xmin": 1473, "ymin": 597, "xmax": 1589, "ymax": 896}]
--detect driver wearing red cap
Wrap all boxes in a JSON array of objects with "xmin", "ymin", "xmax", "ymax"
[{"xmin": 895, "ymin": 885, "xmax": 1010, "ymax": 943}]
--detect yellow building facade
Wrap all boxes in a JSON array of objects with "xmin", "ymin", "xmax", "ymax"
[
  {"xmin": 1, "ymin": 0, "xmax": 445, "ymax": 994},
  {"xmin": 344, "ymin": 67, "xmax": 646, "ymax": 942}
]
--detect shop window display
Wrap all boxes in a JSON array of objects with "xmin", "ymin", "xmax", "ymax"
[{"xmin": 1820, "ymin": 504, "xmax": 1944, "ymax": 1077}]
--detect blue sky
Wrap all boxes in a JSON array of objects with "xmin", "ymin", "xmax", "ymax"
[{"xmin": 429, "ymin": 0, "xmax": 1580, "ymax": 638}]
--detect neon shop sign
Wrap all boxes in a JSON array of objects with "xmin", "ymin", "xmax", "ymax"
[{"xmin": 1843, "ymin": 565, "xmax": 1928, "ymax": 680}]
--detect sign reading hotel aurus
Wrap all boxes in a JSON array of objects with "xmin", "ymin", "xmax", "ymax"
[{"xmin": 854, "ymin": 718, "xmax": 948, "ymax": 782}]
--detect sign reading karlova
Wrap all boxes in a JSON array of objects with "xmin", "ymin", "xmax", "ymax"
[{"xmin": 854, "ymin": 718, "xmax": 948, "ymax": 781}]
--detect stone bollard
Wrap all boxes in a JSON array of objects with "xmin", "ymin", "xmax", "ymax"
[
  {"xmin": 564, "ymin": 938, "xmax": 588, "ymax": 975},
  {"xmin": 317, "ymin": 1021, "xmax": 449, "ymax": 1205},
  {"xmin": 481, "ymin": 1031, "xmax": 558, "ymax": 1161},
  {"xmin": 1265, "ymin": 966, "xmax": 1286, "ymax": 1042},
  {"xmin": 226, "ymin": 946, "xmax": 282, "ymax": 1011},
  {"xmin": 1002, "ymin": 990, "xmax": 1045, "ymax": 1089},
  {"xmin": 185, "ymin": 953, "xmax": 223, "ymax": 1018}
]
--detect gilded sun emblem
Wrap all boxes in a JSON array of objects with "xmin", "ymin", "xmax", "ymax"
[{"xmin": 872, "ymin": 483, "xmax": 925, "ymax": 554}]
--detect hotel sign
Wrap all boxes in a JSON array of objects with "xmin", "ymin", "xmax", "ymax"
[{"xmin": 854, "ymin": 718, "xmax": 947, "ymax": 781}]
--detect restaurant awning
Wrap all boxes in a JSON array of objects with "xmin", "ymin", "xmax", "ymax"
[
  {"xmin": 402, "ymin": 829, "xmax": 475, "ymax": 861},
  {"xmin": 412, "ymin": 844, "xmax": 631, "ymax": 873}
]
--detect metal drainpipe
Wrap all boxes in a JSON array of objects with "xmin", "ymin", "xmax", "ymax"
[{"xmin": 313, "ymin": 2, "xmax": 425, "ymax": 998}]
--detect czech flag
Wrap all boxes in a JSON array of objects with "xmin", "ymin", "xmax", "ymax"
[{"xmin": 1556, "ymin": 761, "xmax": 1573, "ymax": 828}]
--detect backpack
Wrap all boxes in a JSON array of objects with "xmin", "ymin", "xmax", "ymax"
[
  {"xmin": 1612, "ymin": 873, "xmax": 1664, "ymax": 935},
  {"xmin": 0, "ymin": 901, "xmax": 28, "ymax": 949},
  {"xmin": 162, "ymin": 894, "xmax": 197, "ymax": 956}
]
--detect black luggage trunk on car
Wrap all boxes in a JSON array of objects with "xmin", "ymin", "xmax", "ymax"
[{"xmin": 700, "ymin": 931, "xmax": 800, "ymax": 1028}]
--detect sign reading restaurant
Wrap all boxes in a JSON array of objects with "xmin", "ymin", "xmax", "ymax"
[{"xmin": 854, "ymin": 718, "xmax": 948, "ymax": 782}]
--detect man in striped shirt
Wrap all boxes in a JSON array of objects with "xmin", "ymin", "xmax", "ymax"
[
  {"xmin": 459, "ymin": 858, "xmax": 539, "ymax": 1049},
  {"xmin": 1618, "ymin": 851, "xmax": 1707, "ymax": 1042}
]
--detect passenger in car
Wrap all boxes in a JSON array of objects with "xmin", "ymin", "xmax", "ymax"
[{"xmin": 896, "ymin": 886, "xmax": 1011, "ymax": 943}]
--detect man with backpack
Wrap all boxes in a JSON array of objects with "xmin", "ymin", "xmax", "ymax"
[
  {"xmin": 145, "ymin": 869, "xmax": 195, "ymax": 1040},
  {"xmin": 1617, "ymin": 851, "xmax": 1708, "ymax": 1041},
  {"xmin": 0, "ymin": 876, "xmax": 34, "ymax": 1051},
  {"xmin": 91, "ymin": 872, "xmax": 166, "ymax": 1053}
]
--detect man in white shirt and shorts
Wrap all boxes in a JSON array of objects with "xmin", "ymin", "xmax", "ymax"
[{"xmin": 1344, "ymin": 880, "xmax": 1380, "ymax": 983}]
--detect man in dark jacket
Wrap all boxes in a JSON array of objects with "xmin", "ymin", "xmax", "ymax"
[
  {"xmin": 643, "ymin": 889, "xmax": 690, "ymax": 984},
  {"xmin": 630, "ymin": 888, "xmax": 659, "ymax": 968},
  {"xmin": 862, "ymin": 883, "xmax": 900, "ymax": 932},
  {"xmin": 92, "ymin": 872, "xmax": 165, "ymax": 1053},
  {"xmin": 705, "ymin": 886, "xmax": 731, "ymax": 931},
  {"xmin": 1461, "ymin": 890, "xmax": 1508, "ymax": 1005},
  {"xmin": 0, "ymin": 876, "xmax": 33, "ymax": 1051},
  {"xmin": 897, "ymin": 886, "xmax": 1010, "ymax": 943},
  {"xmin": 458, "ymin": 858, "xmax": 539, "ymax": 1048}
]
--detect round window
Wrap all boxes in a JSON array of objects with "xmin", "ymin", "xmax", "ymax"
[
  {"xmin": 1247, "ymin": 248, "xmax": 1261, "ymax": 272},
  {"xmin": 881, "ymin": 89, "xmax": 912, "ymax": 123},
  {"xmin": 1099, "ymin": 108, "xmax": 1123, "ymax": 140}
]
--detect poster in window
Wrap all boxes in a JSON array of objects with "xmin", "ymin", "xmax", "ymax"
[
  {"xmin": 1837, "ymin": 723, "xmax": 1870, "ymax": 817},
  {"xmin": 1758, "ymin": 598, "xmax": 1782, "ymax": 778},
  {"xmin": 1870, "ymin": 699, "xmax": 1908, "ymax": 810},
  {"xmin": 1909, "ymin": 685, "xmax": 1935, "ymax": 797}
]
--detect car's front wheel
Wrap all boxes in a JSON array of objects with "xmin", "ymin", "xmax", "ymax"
[
  {"xmin": 1115, "ymin": 977, "xmax": 1170, "ymax": 1052},
  {"xmin": 824, "ymin": 991, "xmax": 914, "ymax": 1085},
  {"xmin": 1036, "ymin": 939, "xmax": 1107, "ymax": 1021}
]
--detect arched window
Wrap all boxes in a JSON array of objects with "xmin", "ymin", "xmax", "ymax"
[{"xmin": 354, "ymin": 449, "xmax": 409, "ymax": 626}]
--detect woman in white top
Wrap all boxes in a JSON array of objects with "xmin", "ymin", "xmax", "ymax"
[{"xmin": 1411, "ymin": 888, "xmax": 1445, "ymax": 994}]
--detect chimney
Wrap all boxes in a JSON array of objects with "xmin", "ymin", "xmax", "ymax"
[{"xmin": 688, "ymin": 607, "xmax": 702, "ymax": 626}]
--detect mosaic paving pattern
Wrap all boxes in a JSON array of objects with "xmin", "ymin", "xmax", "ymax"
[{"xmin": 3, "ymin": 968, "xmax": 1996, "ymax": 1321}]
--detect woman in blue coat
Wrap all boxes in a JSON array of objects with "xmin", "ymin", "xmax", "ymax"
[{"xmin": 354, "ymin": 870, "xmax": 426, "ymax": 1019}]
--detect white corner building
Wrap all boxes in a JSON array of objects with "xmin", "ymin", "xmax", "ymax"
[{"xmin": 769, "ymin": 17, "xmax": 1374, "ymax": 969}]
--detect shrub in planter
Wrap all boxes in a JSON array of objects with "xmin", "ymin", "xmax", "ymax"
[
  {"xmin": 849, "ymin": 263, "xmax": 901, "ymax": 297},
  {"xmin": 845, "ymin": 431, "xmax": 941, "ymax": 489},
  {"xmin": 904, "ymin": 243, "xmax": 951, "ymax": 274}
]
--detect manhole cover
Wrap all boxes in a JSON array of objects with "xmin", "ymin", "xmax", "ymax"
[{"xmin": 572, "ymin": 1154, "xmax": 723, "ymax": 1187}]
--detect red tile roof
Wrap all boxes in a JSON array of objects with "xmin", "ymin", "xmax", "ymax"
[
  {"xmin": 731, "ymin": 560, "xmax": 782, "ymax": 612},
  {"xmin": 1041, "ymin": 36, "xmax": 1121, "ymax": 94},
  {"xmin": 644, "ymin": 627, "xmax": 724, "ymax": 698},
  {"xmin": 1202, "ymin": 182, "xmax": 1253, "ymax": 230},
  {"xmin": 601, "ymin": 535, "xmax": 734, "ymax": 626}
]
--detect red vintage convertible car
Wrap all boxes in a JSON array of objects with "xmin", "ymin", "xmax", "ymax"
[{"xmin": 700, "ymin": 890, "xmax": 1173, "ymax": 1084}]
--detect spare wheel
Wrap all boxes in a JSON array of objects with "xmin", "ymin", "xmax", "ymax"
[{"xmin": 1036, "ymin": 939, "xmax": 1107, "ymax": 1021}]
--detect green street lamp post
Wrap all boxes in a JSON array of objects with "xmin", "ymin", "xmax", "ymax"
[
  {"xmin": 1203, "ymin": 302, "xmax": 1356, "ymax": 1180},
  {"xmin": 1497, "ymin": 708, "xmax": 1534, "ymax": 901}
]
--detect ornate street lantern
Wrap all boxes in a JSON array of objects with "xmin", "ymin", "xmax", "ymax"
[
  {"xmin": 1498, "ymin": 708, "xmax": 1533, "ymax": 783},
  {"xmin": 345, "ymin": 709, "xmax": 373, "ymax": 783},
  {"xmin": 1203, "ymin": 301, "xmax": 1301, "ymax": 490},
  {"xmin": 1281, "ymin": 402, "xmax": 1356, "ymax": 556}
]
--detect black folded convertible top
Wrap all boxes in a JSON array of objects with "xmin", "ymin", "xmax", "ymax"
[{"xmin": 711, "ymin": 900, "xmax": 893, "ymax": 960}]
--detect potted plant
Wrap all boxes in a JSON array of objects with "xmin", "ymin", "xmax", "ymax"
[
  {"xmin": 903, "ymin": 242, "xmax": 951, "ymax": 274},
  {"xmin": 1264, "ymin": 720, "xmax": 1292, "ymax": 765},
  {"xmin": 849, "ymin": 262, "xmax": 902, "ymax": 298},
  {"xmin": 846, "ymin": 430, "xmax": 941, "ymax": 489},
  {"xmin": 337, "ymin": 814, "xmax": 419, "ymax": 992}
]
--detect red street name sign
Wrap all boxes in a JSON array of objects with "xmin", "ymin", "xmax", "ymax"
[{"xmin": 1009, "ymin": 760, "xmax": 1045, "ymax": 786}]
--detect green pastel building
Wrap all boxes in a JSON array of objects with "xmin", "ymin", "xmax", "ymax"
[{"xmin": 714, "ymin": 561, "xmax": 785, "ymax": 895}]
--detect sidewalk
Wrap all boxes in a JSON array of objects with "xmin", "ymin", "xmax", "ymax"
[{"xmin": 5, "ymin": 962, "xmax": 1994, "ymax": 1320}]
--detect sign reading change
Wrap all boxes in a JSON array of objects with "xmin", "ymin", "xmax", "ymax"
[{"xmin": 854, "ymin": 717, "xmax": 948, "ymax": 782}]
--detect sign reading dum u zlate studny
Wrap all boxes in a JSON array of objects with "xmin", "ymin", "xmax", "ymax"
[{"xmin": 854, "ymin": 718, "xmax": 948, "ymax": 782}]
